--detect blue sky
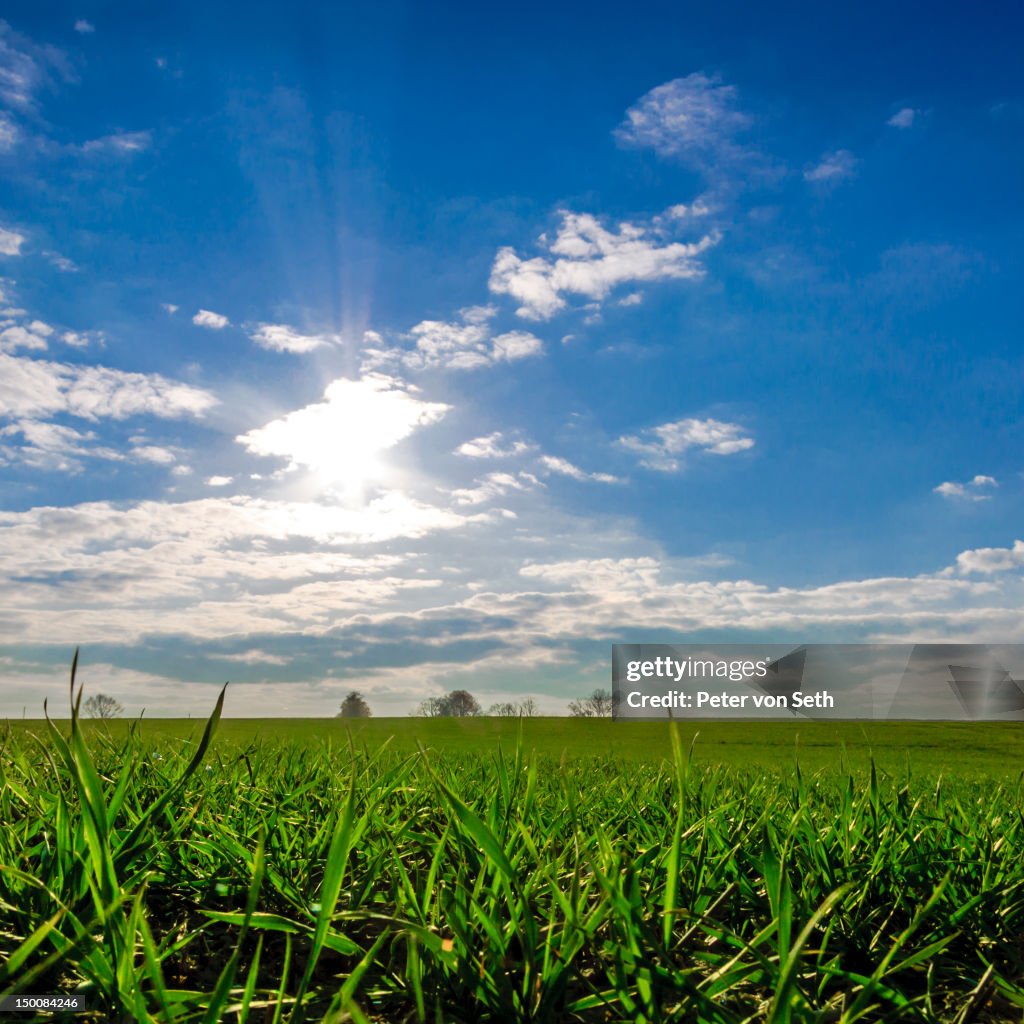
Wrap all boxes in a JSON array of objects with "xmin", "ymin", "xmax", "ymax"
[{"xmin": 1, "ymin": 2, "xmax": 1023, "ymax": 716}]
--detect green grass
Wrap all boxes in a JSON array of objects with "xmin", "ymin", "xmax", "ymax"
[
  {"xmin": 2, "ymin": 676, "xmax": 1024, "ymax": 1021},
  {"xmin": 11, "ymin": 715, "xmax": 1024, "ymax": 779}
]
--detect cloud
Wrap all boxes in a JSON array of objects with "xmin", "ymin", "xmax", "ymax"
[
  {"xmin": 248, "ymin": 323, "xmax": 338, "ymax": 354},
  {"xmin": 0, "ymin": 227, "xmax": 25, "ymax": 255},
  {"xmin": 0, "ymin": 321, "xmax": 53, "ymax": 353},
  {"xmin": 455, "ymin": 431, "xmax": 533, "ymax": 458},
  {"xmin": 0, "ymin": 420, "xmax": 117, "ymax": 470},
  {"xmin": 619, "ymin": 417, "xmax": 754, "ymax": 471},
  {"xmin": 887, "ymin": 107, "xmax": 918, "ymax": 129},
  {"xmin": 0, "ymin": 421, "xmax": 183, "ymax": 473},
  {"xmin": 364, "ymin": 307, "xmax": 544, "ymax": 371},
  {"xmin": 489, "ymin": 208, "xmax": 719, "ymax": 320},
  {"xmin": 0, "ymin": 20, "xmax": 71, "ymax": 111},
  {"xmin": 130, "ymin": 444, "xmax": 177, "ymax": 465},
  {"xmin": 192, "ymin": 309, "xmax": 229, "ymax": 329},
  {"xmin": 513, "ymin": 554, "xmax": 1010, "ymax": 642},
  {"xmin": 43, "ymin": 251, "xmax": 77, "ymax": 272},
  {"xmin": 73, "ymin": 19, "xmax": 95, "ymax": 34},
  {"xmin": 615, "ymin": 72, "xmax": 754, "ymax": 170},
  {"xmin": 0, "ymin": 492, "xmax": 496, "ymax": 644},
  {"xmin": 491, "ymin": 330, "xmax": 543, "ymax": 361},
  {"xmin": 0, "ymin": 112, "xmax": 16, "ymax": 150},
  {"xmin": 207, "ymin": 475, "xmax": 233, "ymax": 487},
  {"xmin": 449, "ymin": 471, "xmax": 538, "ymax": 506},
  {"xmin": 804, "ymin": 149, "xmax": 858, "ymax": 184},
  {"xmin": 60, "ymin": 329, "xmax": 104, "ymax": 349},
  {"xmin": 538, "ymin": 455, "xmax": 620, "ymax": 484},
  {"xmin": 80, "ymin": 131, "xmax": 151, "ymax": 155},
  {"xmin": 954, "ymin": 539, "xmax": 1024, "ymax": 575},
  {"xmin": 0, "ymin": 353, "xmax": 217, "ymax": 421},
  {"xmin": 237, "ymin": 373, "xmax": 450, "ymax": 486},
  {"xmin": 161, "ymin": 303, "xmax": 179, "ymax": 315},
  {"xmin": 934, "ymin": 475, "xmax": 997, "ymax": 502}
]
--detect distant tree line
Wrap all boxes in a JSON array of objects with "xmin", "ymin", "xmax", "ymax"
[
  {"xmin": 567, "ymin": 688, "xmax": 615, "ymax": 717},
  {"xmin": 335, "ymin": 687, "xmax": 617, "ymax": 717}
]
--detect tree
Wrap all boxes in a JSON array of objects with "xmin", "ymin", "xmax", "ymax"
[
  {"xmin": 337, "ymin": 691, "xmax": 371, "ymax": 718},
  {"xmin": 442, "ymin": 689, "xmax": 481, "ymax": 717},
  {"xmin": 84, "ymin": 693, "xmax": 123, "ymax": 719},
  {"xmin": 415, "ymin": 695, "xmax": 449, "ymax": 717},
  {"xmin": 487, "ymin": 698, "xmax": 539, "ymax": 717},
  {"xmin": 567, "ymin": 688, "xmax": 615, "ymax": 717},
  {"xmin": 415, "ymin": 690, "xmax": 482, "ymax": 717},
  {"xmin": 488, "ymin": 701, "xmax": 519, "ymax": 717}
]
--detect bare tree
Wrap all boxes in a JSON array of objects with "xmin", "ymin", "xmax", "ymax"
[
  {"xmin": 337, "ymin": 691, "xmax": 372, "ymax": 718},
  {"xmin": 567, "ymin": 688, "xmax": 614, "ymax": 717},
  {"xmin": 415, "ymin": 690, "xmax": 482, "ymax": 717},
  {"xmin": 489, "ymin": 697, "xmax": 539, "ymax": 717},
  {"xmin": 488, "ymin": 701, "xmax": 519, "ymax": 717},
  {"xmin": 84, "ymin": 693, "xmax": 124, "ymax": 719},
  {"xmin": 415, "ymin": 696, "xmax": 449, "ymax": 717},
  {"xmin": 518, "ymin": 697, "xmax": 538, "ymax": 717}
]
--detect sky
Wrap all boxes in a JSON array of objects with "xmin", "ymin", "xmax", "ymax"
[{"xmin": 1, "ymin": 1, "xmax": 1023, "ymax": 717}]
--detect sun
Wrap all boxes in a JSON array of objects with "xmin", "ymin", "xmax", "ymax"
[{"xmin": 237, "ymin": 373, "xmax": 450, "ymax": 494}]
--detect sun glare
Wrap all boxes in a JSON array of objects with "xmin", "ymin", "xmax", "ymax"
[{"xmin": 237, "ymin": 374, "xmax": 450, "ymax": 493}]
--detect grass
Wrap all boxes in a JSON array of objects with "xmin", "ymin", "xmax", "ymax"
[
  {"xmin": 13, "ymin": 715, "xmax": 1024, "ymax": 779},
  {"xmin": 1, "ymin": 666, "xmax": 1024, "ymax": 1021}
]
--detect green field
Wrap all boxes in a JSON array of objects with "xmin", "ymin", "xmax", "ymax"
[
  {"xmin": 10, "ymin": 714, "xmax": 1024, "ymax": 779},
  {"xmin": 2, "ymin": 701, "xmax": 1023, "ymax": 1022}
]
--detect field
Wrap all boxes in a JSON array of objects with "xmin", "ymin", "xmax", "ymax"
[{"xmin": 2, "ymin": 692, "xmax": 1024, "ymax": 1022}]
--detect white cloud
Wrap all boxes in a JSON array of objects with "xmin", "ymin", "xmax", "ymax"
[
  {"xmin": 491, "ymin": 330, "xmax": 543, "ymax": 361},
  {"xmin": 237, "ymin": 374, "xmax": 450, "ymax": 487},
  {"xmin": 0, "ymin": 420, "xmax": 113, "ymax": 470},
  {"xmin": 619, "ymin": 417, "xmax": 754, "ymax": 471},
  {"xmin": 954, "ymin": 539, "xmax": 1024, "ymax": 575},
  {"xmin": 513, "ymin": 555, "xmax": 1011, "ymax": 642},
  {"xmin": 364, "ymin": 307, "xmax": 544, "ymax": 371},
  {"xmin": 0, "ymin": 421, "xmax": 182, "ymax": 472},
  {"xmin": 934, "ymin": 475, "xmax": 997, "ymax": 502},
  {"xmin": 249, "ymin": 323, "xmax": 337, "ymax": 354},
  {"xmin": 449, "ymin": 471, "xmax": 538, "ymax": 506},
  {"xmin": 538, "ymin": 455, "xmax": 620, "ymax": 484},
  {"xmin": 887, "ymin": 107, "xmax": 918, "ymax": 129},
  {"xmin": 0, "ymin": 322, "xmax": 52, "ymax": 352},
  {"xmin": 0, "ymin": 227, "xmax": 25, "ymax": 256},
  {"xmin": 193, "ymin": 309, "xmax": 229, "ymax": 329},
  {"xmin": 615, "ymin": 72, "xmax": 753, "ymax": 168},
  {"xmin": 80, "ymin": 131, "xmax": 151, "ymax": 155},
  {"xmin": 161, "ymin": 303, "xmax": 179, "ymax": 315},
  {"xmin": 60, "ymin": 329, "xmax": 103, "ymax": 349},
  {"xmin": 804, "ymin": 149, "xmax": 858, "ymax": 183},
  {"xmin": 455, "ymin": 432, "xmax": 533, "ymax": 459},
  {"xmin": 489, "ymin": 208, "xmax": 719, "ymax": 320},
  {"xmin": 0, "ymin": 21, "xmax": 71, "ymax": 111},
  {"xmin": 207, "ymin": 475, "xmax": 233, "ymax": 487},
  {"xmin": 43, "ymin": 251, "xmax": 77, "ymax": 272},
  {"xmin": 73, "ymin": 19, "xmax": 95, "ymax": 33},
  {"xmin": 0, "ymin": 353, "xmax": 217, "ymax": 421},
  {"xmin": 0, "ymin": 492, "xmax": 495, "ymax": 644},
  {"xmin": 130, "ymin": 444, "xmax": 177, "ymax": 465},
  {"xmin": 0, "ymin": 112, "xmax": 17, "ymax": 150}
]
